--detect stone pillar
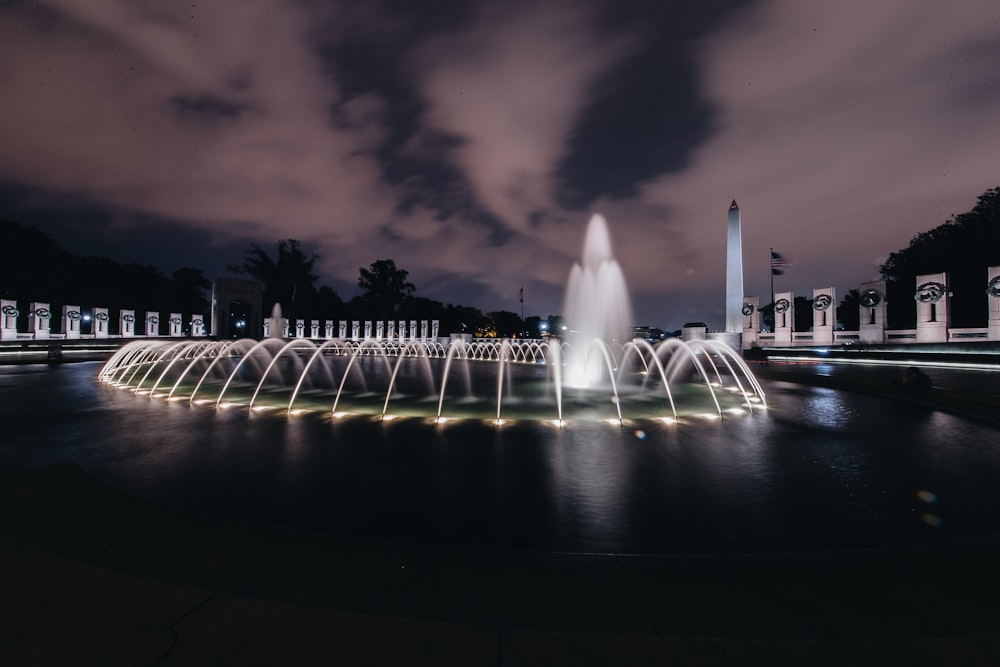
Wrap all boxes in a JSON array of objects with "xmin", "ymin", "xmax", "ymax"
[
  {"xmin": 263, "ymin": 319, "xmax": 271, "ymax": 338},
  {"xmin": 773, "ymin": 291, "xmax": 794, "ymax": 345},
  {"xmin": 169, "ymin": 313, "xmax": 184, "ymax": 337},
  {"xmin": 145, "ymin": 312, "xmax": 159, "ymax": 337},
  {"xmin": 364, "ymin": 321, "xmax": 372, "ymax": 339},
  {"xmin": 62, "ymin": 306, "xmax": 82, "ymax": 339},
  {"xmin": 421, "ymin": 320, "xmax": 429, "ymax": 341},
  {"xmin": 915, "ymin": 273, "xmax": 949, "ymax": 343},
  {"xmin": 432, "ymin": 320, "xmax": 440, "ymax": 340},
  {"xmin": 398, "ymin": 320, "xmax": 406, "ymax": 342},
  {"xmin": 741, "ymin": 296, "xmax": 760, "ymax": 349},
  {"xmin": 311, "ymin": 321, "xmax": 320, "ymax": 339},
  {"xmin": 93, "ymin": 308, "xmax": 111, "ymax": 338},
  {"xmin": 295, "ymin": 319, "xmax": 306, "ymax": 339},
  {"xmin": 1, "ymin": 300, "xmax": 17, "ymax": 340},
  {"xmin": 191, "ymin": 315, "xmax": 205, "ymax": 337},
  {"xmin": 858, "ymin": 280, "xmax": 887, "ymax": 344},
  {"xmin": 381, "ymin": 321, "xmax": 390, "ymax": 340},
  {"xmin": 351, "ymin": 321, "xmax": 360, "ymax": 340},
  {"xmin": 29, "ymin": 302, "xmax": 52, "ymax": 340},
  {"xmin": 409, "ymin": 320, "xmax": 417, "ymax": 342},
  {"xmin": 120, "ymin": 309, "xmax": 136, "ymax": 338},
  {"xmin": 987, "ymin": 266, "xmax": 1000, "ymax": 341},
  {"xmin": 338, "ymin": 320, "xmax": 347, "ymax": 339},
  {"xmin": 811, "ymin": 287, "xmax": 835, "ymax": 345}
]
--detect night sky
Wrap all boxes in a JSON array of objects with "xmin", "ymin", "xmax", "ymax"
[{"xmin": 2, "ymin": 0, "xmax": 999, "ymax": 330}]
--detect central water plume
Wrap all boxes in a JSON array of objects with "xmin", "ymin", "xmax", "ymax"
[{"xmin": 562, "ymin": 214, "xmax": 633, "ymax": 388}]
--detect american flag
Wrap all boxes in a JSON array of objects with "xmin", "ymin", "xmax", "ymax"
[{"xmin": 771, "ymin": 251, "xmax": 790, "ymax": 276}]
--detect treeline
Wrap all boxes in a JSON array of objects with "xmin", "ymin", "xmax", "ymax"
[
  {"xmin": 0, "ymin": 220, "xmax": 544, "ymax": 337},
  {"xmin": 759, "ymin": 186, "xmax": 1000, "ymax": 331},
  {"xmin": 0, "ymin": 219, "xmax": 210, "ymax": 329},
  {"xmin": 226, "ymin": 242, "xmax": 542, "ymax": 337}
]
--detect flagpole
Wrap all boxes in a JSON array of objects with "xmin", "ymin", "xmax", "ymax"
[{"xmin": 770, "ymin": 247, "xmax": 775, "ymax": 331}]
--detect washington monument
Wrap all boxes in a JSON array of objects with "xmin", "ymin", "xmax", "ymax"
[{"xmin": 726, "ymin": 200, "xmax": 744, "ymax": 333}]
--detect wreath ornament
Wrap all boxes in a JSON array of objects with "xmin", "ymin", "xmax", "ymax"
[
  {"xmin": 987, "ymin": 276, "xmax": 1000, "ymax": 298},
  {"xmin": 741, "ymin": 303, "xmax": 755, "ymax": 316},
  {"xmin": 121, "ymin": 313, "xmax": 136, "ymax": 323},
  {"xmin": 774, "ymin": 298, "xmax": 791, "ymax": 314},
  {"xmin": 66, "ymin": 310, "xmax": 81, "ymax": 320},
  {"xmin": 147, "ymin": 315, "xmax": 159, "ymax": 324},
  {"xmin": 95, "ymin": 312, "xmax": 110, "ymax": 322},
  {"xmin": 859, "ymin": 289, "xmax": 882, "ymax": 308},
  {"xmin": 1, "ymin": 304, "xmax": 19, "ymax": 318},
  {"xmin": 33, "ymin": 307, "xmax": 51, "ymax": 319},
  {"xmin": 915, "ymin": 281, "xmax": 945, "ymax": 303},
  {"xmin": 812, "ymin": 294, "xmax": 833, "ymax": 311}
]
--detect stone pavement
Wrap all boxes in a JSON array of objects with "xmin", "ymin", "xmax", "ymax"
[{"xmin": 2, "ymin": 462, "xmax": 1000, "ymax": 666}]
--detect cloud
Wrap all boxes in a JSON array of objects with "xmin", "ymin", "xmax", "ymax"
[
  {"xmin": 0, "ymin": 0, "xmax": 398, "ymax": 248},
  {"xmin": 2, "ymin": 0, "xmax": 999, "ymax": 328},
  {"xmin": 614, "ymin": 0, "xmax": 1000, "ymax": 323}
]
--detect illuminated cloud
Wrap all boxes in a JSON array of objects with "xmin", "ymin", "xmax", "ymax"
[{"xmin": 1, "ymin": 0, "xmax": 998, "ymax": 327}]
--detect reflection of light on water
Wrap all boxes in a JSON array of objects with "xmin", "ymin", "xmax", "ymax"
[
  {"xmin": 634, "ymin": 429, "xmax": 646, "ymax": 440},
  {"xmin": 659, "ymin": 417, "xmax": 677, "ymax": 425},
  {"xmin": 331, "ymin": 412, "xmax": 350, "ymax": 419},
  {"xmin": 698, "ymin": 413, "xmax": 720, "ymax": 421}
]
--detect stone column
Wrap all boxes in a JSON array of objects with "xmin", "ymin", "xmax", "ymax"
[
  {"xmin": 1, "ymin": 300, "xmax": 18, "ymax": 340},
  {"xmin": 169, "ymin": 313, "xmax": 184, "ymax": 337},
  {"xmin": 93, "ymin": 308, "xmax": 110, "ymax": 338},
  {"xmin": 295, "ymin": 319, "xmax": 306, "ymax": 338},
  {"xmin": 145, "ymin": 312, "xmax": 159, "ymax": 337},
  {"xmin": 811, "ymin": 287, "xmax": 835, "ymax": 345},
  {"xmin": 29, "ymin": 302, "xmax": 52, "ymax": 340},
  {"xmin": 191, "ymin": 315, "xmax": 205, "ymax": 337},
  {"xmin": 432, "ymin": 320, "xmax": 440, "ymax": 340},
  {"xmin": 858, "ymin": 280, "xmax": 887, "ymax": 344},
  {"xmin": 741, "ymin": 296, "xmax": 760, "ymax": 349},
  {"xmin": 120, "ymin": 309, "xmax": 136, "ymax": 338},
  {"xmin": 987, "ymin": 267, "xmax": 1000, "ymax": 341},
  {"xmin": 420, "ymin": 320, "xmax": 429, "ymax": 341},
  {"xmin": 311, "ymin": 321, "xmax": 320, "ymax": 339},
  {"xmin": 773, "ymin": 291, "xmax": 794, "ymax": 345},
  {"xmin": 409, "ymin": 320, "xmax": 417, "ymax": 342},
  {"xmin": 364, "ymin": 321, "xmax": 372, "ymax": 339},
  {"xmin": 338, "ymin": 320, "xmax": 347, "ymax": 339},
  {"xmin": 62, "ymin": 306, "xmax": 82, "ymax": 339},
  {"xmin": 351, "ymin": 321, "xmax": 360, "ymax": 340},
  {"xmin": 915, "ymin": 273, "xmax": 949, "ymax": 343}
]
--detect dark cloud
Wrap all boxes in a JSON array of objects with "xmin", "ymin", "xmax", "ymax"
[{"xmin": 1, "ymin": 0, "xmax": 999, "ymax": 329}]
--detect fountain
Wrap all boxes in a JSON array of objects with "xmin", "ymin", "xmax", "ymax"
[
  {"xmin": 267, "ymin": 303, "xmax": 284, "ymax": 339},
  {"xmin": 562, "ymin": 214, "xmax": 633, "ymax": 388},
  {"xmin": 12, "ymin": 212, "xmax": 994, "ymax": 557},
  {"xmin": 98, "ymin": 213, "xmax": 764, "ymax": 425}
]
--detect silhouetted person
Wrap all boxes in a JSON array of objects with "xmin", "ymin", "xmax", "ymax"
[{"xmin": 895, "ymin": 366, "xmax": 932, "ymax": 393}]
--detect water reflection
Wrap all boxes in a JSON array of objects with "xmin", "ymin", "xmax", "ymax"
[{"xmin": 3, "ymin": 363, "xmax": 1000, "ymax": 554}]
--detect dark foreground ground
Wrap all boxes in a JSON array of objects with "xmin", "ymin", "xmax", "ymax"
[{"xmin": 1, "ymin": 357, "xmax": 999, "ymax": 665}]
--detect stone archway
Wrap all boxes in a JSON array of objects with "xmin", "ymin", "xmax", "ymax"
[{"xmin": 211, "ymin": 278, "xmax": 264, "ymax": 339}]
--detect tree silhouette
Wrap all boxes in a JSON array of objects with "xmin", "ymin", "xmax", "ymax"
[
  {"xmin": 357, "ymin": 259, "xmax": 415, "ymax": 319},
  {"xmin": 228, "ymin": 239, "xmax": 320, "ymax": 317},
  {"xmin": 837, "ymin": 289, "xmax": 860, "ymax": 331},
  {"xmin": 881, "ymin": 187, "xmax": 1000, "ymax": 328}
]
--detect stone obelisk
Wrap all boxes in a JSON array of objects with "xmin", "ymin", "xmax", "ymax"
[{"xmin": 726, "ymin": 199, "xmax": 744, "ymax": 334}]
